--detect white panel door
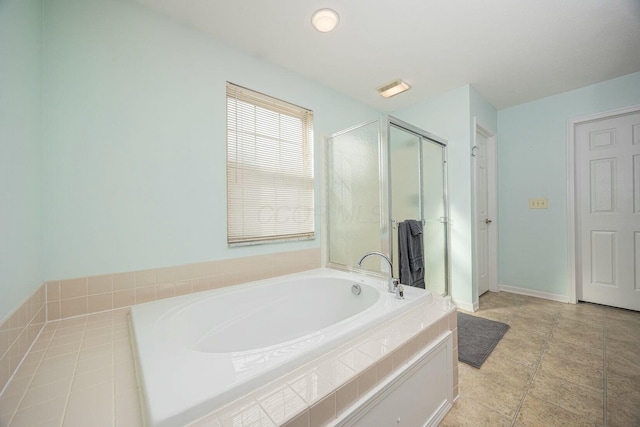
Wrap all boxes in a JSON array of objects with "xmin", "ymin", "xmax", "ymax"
[
  {"xmin": 475, "ymin": 130, "xmax": 490, "ymax": 296},
  {"xmin": 576, "ymin": 111, "xmax": 640, "ymax": 311}
]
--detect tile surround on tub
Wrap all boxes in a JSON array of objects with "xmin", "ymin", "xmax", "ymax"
[
  {"xmin": 1, "ymin": 271, "xmax": 455, "ymax": 427},
  {"xmin": 47, "ymin": 248, "xmax": 321, "ymax": 321},
  {"xmin": 188, "ymin": 299, "xmax": 458, "ymax": 426},
  {"xmin": 1, "ymin": 248, "xmax": 319, "ymax": 398},
  {"xmin": 0, "ymin": 284, "xmax": 46, "ymax": 394}
]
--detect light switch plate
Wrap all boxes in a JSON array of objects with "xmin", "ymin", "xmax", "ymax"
[{"xmin": 529, "ymin": 198, "xmax": 548, "ymax": 209}]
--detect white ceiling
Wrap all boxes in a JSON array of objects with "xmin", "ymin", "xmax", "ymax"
[{"xmin": 136, "ymin": 0, "xmax": 640, "ymax": 112}]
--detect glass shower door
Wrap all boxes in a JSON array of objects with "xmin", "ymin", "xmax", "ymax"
[
  {"xmin": 388, "ymin": 120, "xmax": 448, "ymax": 296},
  {"xmin": 421, "ymin": 139, "xmax": 448, "ymax": 296},
  {"xmin": 389, "ymin": 125, "xmax": 421, "ymax": 280},
  {"xmin": 326, "ymin": 120, "xmax": 383, "ymax": 271},
  {"xmin": 326, "ymin": 116, "xmax": 449, "ymax": 296}
]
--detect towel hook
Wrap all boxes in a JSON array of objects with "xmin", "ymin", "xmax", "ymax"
[{"xmin": 471, "ymin": 146, "xmax": 479, "ymax": 157}]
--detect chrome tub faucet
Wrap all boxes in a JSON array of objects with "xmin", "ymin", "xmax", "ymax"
[{"xmin": 357, "ymin": 251, "xmax": 399, "ymax": 293}]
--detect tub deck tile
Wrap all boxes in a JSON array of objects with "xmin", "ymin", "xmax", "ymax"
[{"xmin": 0, "ymin": 288, "xmax": 457, "ymax": 427}]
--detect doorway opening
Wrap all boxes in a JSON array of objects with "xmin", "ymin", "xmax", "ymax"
[{"xmin": 473, "ymin": 119, "xmax": 498, "ymax": 307}]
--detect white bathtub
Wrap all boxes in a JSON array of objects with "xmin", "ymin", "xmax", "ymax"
[{"xmin": 130, "ymin": 268, "xmax": 432, "ymax": 427}]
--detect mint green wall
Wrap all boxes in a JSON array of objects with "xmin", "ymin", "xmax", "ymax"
[
  {"xmin": 470, "ymin": 86, "xmax": 498, "ymax": 134},
  {"xmin": 42, "ymin": 0, "xmax": 379, "ymax": 280},
  {"xmin": 7, "ymin": 0, "xmax": 637, "ymax": 322},
  {"xmin": 498, "ymin": 71, "xmax": 640, "ymax": 297},
  {"xmin": 0, "ymin": 0, "xmax": 44, "ymax": 321},
  {"xmin": 393, "ymin": 85, "xmax": 475, "ymax": 307}
]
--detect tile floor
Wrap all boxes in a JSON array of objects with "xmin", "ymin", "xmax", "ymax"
[
  {"xmin": 441, "ymin": 291, "xmax": 640, "ymax": 427},
  {"xmin": 0, "ymin": 291, "xmax": 638, "ymax": 426}
]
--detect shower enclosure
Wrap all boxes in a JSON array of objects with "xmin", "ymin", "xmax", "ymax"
[{"xmin": 326, "ymin": 116, "xmax": 449, "ymax": 296}]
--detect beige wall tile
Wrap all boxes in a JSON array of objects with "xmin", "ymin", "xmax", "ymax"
[
  {"xmin": 155, "ymin": 283, "xmax": 175, "ymax": 300},
  {"xmin": 173, "ymin": 264, "xmax": 190, "ymax": 281},
  {"xmin": 335, "ymin": 378, "xmax": 357, "ymax": 417},
  {"xmin": 189, "ymin": 262, "xmax": 209, "ymax": 279},
  {"xmin": 113, "ymin": 290, "xmax": 135, "ymax": 309},
  {"xmin": 9, "ymin": 336, "xmax": 27, "ymax": 373},
  {"xmin": 192, "ymin": 278, "xmax": 209, "ymax": 293},
  {"xmin": 211, "ymin": 273, "xmax": 234, "ymax": 289},
  {"xmin": 282, "ymin": 410, "xmax": 309, "ymax": 427},
  {"xmin": 35, "ymin": 286, "xmax": 46, "ymax": 306},
  {"xmin": 47, "ymin": 301, "xmax": 61, "ymax": 321},
  {"xmin": 406, "ymin": 332, "xmax": 426, "ymax": 359},
  {"xmin": 0, "ymin": 314, "xmax": 8, "ymax": 334},
  {"xmin": 46, "ymin": 282, "xmax": 60, "ymax": 302},
  {"xmin": 247, "ymin": 255, "xmax": 274, "ymax": 280},
  {"xmin": 135, "ymin": 269, "xmax": 156, "ymax": 288},
  {"xmin": 391, "ymin": 345, "xmax": 408, "ymax": 370},
  {"xmin": 376, "ymin": 354, "xmax": 393, "ymax": 383},
  {"xmin": 175, "ymin": 281, "xmax": 192, "ymax": 296},
  {"xmin": 88, "ymin": 275, "xmax": 113, "ymax": 296},
  {"xmin": 41, "ymin": 248, "xmax": 325, "ymax": 323},
  {"xmin": 135, "ymin": 286, "xmax": 156, "ymax": 304},
  {"xmin": 0, "ymin": 325, "xmax": 9, "ymax": 350},
  {"xmin": 113, "ymin": 272, "xmax": 135, "ymax": 291},
  {"xmin": 0, "ymin": 352, "xmax": 9, "ymax": 392},
  {"xmin": 60, "ymin": 278, "xmax": 88, "ymax": 300},
  {"xmin": 207, "ymin": 259, "xmax": 231, "ymax": 276},
  {"xmin": 61, "ymin": 297, "xmax": 87, "ymax": 319},
  {"xmin": 155, "ymin": 266, "xmax": 175, "ymax": 284},
  {"xmin": 309, "ymin": 393, "xmax": 336, "ymax": 427},
  {"xmin": 88, "ymin": 293, "xmax": 113, "ymax": 314},
  {"xmin": 9, "ymin": 307, "xmax": 26, "ymax": 331}
]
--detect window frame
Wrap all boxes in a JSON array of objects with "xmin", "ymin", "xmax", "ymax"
[{"xmin": 226, "ymin": 82, "xmax": 315, "ymax": 246}]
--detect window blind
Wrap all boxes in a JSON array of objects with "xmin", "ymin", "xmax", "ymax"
[{"xmin": 226, "ymin": 83, "xmax": 315, "ymax": 245}]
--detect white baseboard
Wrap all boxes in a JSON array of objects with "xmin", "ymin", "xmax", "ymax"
[
  {"xmin": 452, "ymin": 298, "xmax": 478, "ymax": 312},
  {"xmin": 498, "ymin": 284, "xmax": 569, "ymax": 303}
]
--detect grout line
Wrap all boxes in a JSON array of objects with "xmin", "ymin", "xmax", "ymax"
[
  {"xmin": 58, "ymin": 317, "xmax": 88, "ymax": 427},
  {"xmin": 5, "ymin": 319, "xmax": 58, "ymax": 425},
  {"xmin": 508, "ymin": 302, "xmax": 559, "ymax": 427},
  {"xmin": 0, "ymin": 303, "xmax": 47, "ymax": 396}
]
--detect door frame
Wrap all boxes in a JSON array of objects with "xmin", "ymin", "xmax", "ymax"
[
  {"xmin": 472, "ymin": 118, "xmax": 498, "ymax": 304},
  {"xmin": 566, "ymin": 104, "xmax": 640, "ymax": 304}
]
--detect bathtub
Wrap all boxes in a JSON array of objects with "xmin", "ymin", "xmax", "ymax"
[{"xmin": 130, "ymin": 268, "xmax": 432, "ymax": 427}]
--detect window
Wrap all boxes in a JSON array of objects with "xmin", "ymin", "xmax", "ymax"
[{"xmin": 226, "ymin": 82, "xmax": 315, "ymax": 245}]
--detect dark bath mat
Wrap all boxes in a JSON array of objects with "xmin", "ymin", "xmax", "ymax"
[{"xmin": 457, "ymin": 312, "xmax": 510, "ymax": 368}]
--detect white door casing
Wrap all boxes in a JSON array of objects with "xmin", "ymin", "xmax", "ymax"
[
  {"xmin": 569, "ymin": 106, "xmax": 640, "ymax": 311},
  {"xmin": 473, "ymin": 119, "xmax": 498, "ymax": 301}
]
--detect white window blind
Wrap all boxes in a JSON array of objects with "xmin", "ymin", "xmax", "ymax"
[{"xmin": 226, "ymin": 82, "xmax": 315, "ymax": 245}]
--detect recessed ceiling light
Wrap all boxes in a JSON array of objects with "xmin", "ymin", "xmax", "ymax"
[
  {"xmin": 311, "ymin": 9, "xmax": 339, "ymax": 32},
  {"xmin": 377, "ymin": 79, "xmax": 411, "ymax": 98}
]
